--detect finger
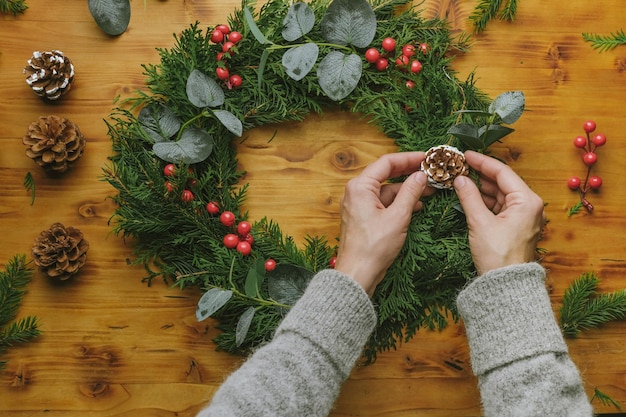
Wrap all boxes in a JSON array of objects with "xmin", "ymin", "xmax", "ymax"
[
  {"xmin": 360, "ymin": 152, "xmax": 425, "ymax": 184},
  {"xmin": 388, "ymin": 171, "xmax": 428, "ymax": 216},
  {"xmin": 453, "ymin": 175, "xmax": 493, "ymax": 226},
  {"xmin": 464, "ymin": 151, "xmax": 532, "ymax": 195},
  {"xmin": 380, "ymin": 180, "xmax": 435, "ymax": 207}
]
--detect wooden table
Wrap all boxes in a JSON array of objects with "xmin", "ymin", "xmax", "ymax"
[{"xmin": 1, "ymin": 0, "xmax": 625, "ymax": 415}]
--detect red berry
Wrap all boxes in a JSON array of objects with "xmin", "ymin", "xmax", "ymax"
[
  {"xmin": 187, "ymin": 177, "xmax": 197, "ymax": 187},
  {"xmin": 216, "ymin": 24, "xmax": 230, "ymax": 34},
  {"xmin": 237, "ymin": 221, "xmax": 251, "ymax": 236},
  {"xmin": 222, "ymin": 41, "xmax": 236, "ymax": 54},
  {"xmin": 395, "ymin": 55, "xmax": 409, "ymax": 68},
  {"xmin": 567, "ymin": 176, "xmax": 581, "ymax": 190},
  {"xmin": 181, "ymin": 189, "xmax": 194, "ymax": 202},
  {"xmin": 364, "ymin": 48, "xmax": 380, "ymax": 64},
  {"xmin": 410, "ymin": 60, "xmax": 422, "ymax": 73},
  {"xmin": 210, "ymin": 29, "xmax": 224, "ymax": 43},
  {"xmin": 592, "ymin": 133, "xmax": 606, "ymax": 147},
  {"xmin": 220, "ymin": 211, "xmax": 236, "ymax": 227},
  {"xmin": 419, "ymin": 42, "xmax": 430, "ymax": 54},
  {"xmin": 588, "ymin": 175, "xmax": 603, "ymax": 189},
  {"xmin": 583, "ymin": 120, "xmax": 596, "ymax": 133},
  {"xmin": 381, "ymin": 37, "xmax": 396, "ymax": 52},
  {"xmin": 206, "ymin": 201, "xmax": 220, "ymax": 215},
  {"xmin": 405, "ymin": 80, "xmax": 415, "ymax": 89},
  {"xmin": 401, "ymin": 44, "xmax": 416, "ymax": 57},
  {"xmin": 223, "ymin": 233, "xmax": 239, "ymax": 249},
  {"xmin": 573, "ymin": 135, "xmax": 587, "ymax": 149},
  {"xmin": 229, "ymin": 74, "xmax": 243, "ymax": 88},
  {"xmin": 216, "ymin": 52, "xmax": 225, "ymax": 61},
  {"xmin": 164, "ymin": 181, "xmax": 175, "ymax": 193},
  {"xmin": 236, "ymin": 241, "xmax": 252, "ymax": 256},
  {"xmin": 216, "ymin": 67, "xmax": 230, "ymax": 80},
  {"xmin": 265, "ymin": 259, "xmax": 277, "ymax": 272},
  {"xmin": 163, "ymin": 163, "xmax": 176, "ymax": 177},
  {"xmin": 329, "ymin": 256, "xmax": 337, "ymax": 268},
  {"xmin": 228, "ymin": 31, "xmax": 243, "ymax": 44},
  {"xmin": 375, "ymin": 57, "xmax": 389, "ymax": 71},
  {"xmin": 582, "ymin": 151, "xmax": 598, "ymax": 166},
  {"xmin": 243, "ymin": 233, "xmax": 254, "ymax": 245}
]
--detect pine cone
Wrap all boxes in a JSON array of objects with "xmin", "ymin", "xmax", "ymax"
[
  {"xmin": 22, "ymin": 115, "xmax": 86, "ymax": 174},
  {"xmin": 31, "ymin": 223, "xmax": 89, "ymax": 281},
  {"xmin": 421, "ymin": 145, "xmax": 469, "ymax": 189},
  {"xmin": 24, "ymin": 50, "xmax": 75, "ymax": 100}
]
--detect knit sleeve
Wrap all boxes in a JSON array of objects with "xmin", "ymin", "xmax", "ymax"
[
  {"xmin": 456, "ymin": 263, "xmax": 593, "ymax": 416},
  {"xmin": 197, "ymin": 269, "xmax": 376, "ymax": 417}
]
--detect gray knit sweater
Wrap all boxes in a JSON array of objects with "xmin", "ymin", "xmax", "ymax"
[{"xmin": 197, "ymin": 263, "xmax": 593, "ymax": 416}]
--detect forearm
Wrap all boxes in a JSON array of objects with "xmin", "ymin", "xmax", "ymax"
[
  {"xmin": 457, "ymin": 263, "xmax": 593, "ymax": 417},
  {"xmin": 197, "ymin": 270, "xmax": 376, "ymax": 417}
]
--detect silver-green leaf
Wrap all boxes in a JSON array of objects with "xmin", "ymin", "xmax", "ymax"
[
  {"xmin": 138, "ymin": 104, "xmax": 181, "ymax": 143},
  {"xmin": 282, "ymin": 2, "xmax": 316, "ymax": 41},
  {"xmin": 267, "ymin": 264, "xmax": 314, "ymax": 307},
  {"xmin": 186, "ymin": 69, "xmax": 225, "ymax": 108},
  {"xmin": 488, "ymin": 91, "xmax": 525, "ymax": 124},
  {"xmin": 244, "ymin": 7, "xmax": 271, "ymax": 45},
  {"xmin": 235, "ymin": 307, "xmax": 255, "ymax": 346},
  {"xmin": 317, "ymin": 51, "xmax": 362, "ymax": 101},
  {"xmin": 320, "ymin": 0, "xmax": 376, "ymax": 48},
  {"xmin": 196, "ymin": 288, "xmax": 233, "ymax": 321},
  {"xmin": 213, "ymin": 110, "xmax": 243, "ymax": 137},
  {"xmin": 88, "ymin": 0, "xmax": 131, "ymax": 36},
  {"xmin": 282, "ymin": 43, "xmax": 319, "ymax": 81},
  {"xmin": 153, "ymin": 127, "xmax": 213, "ymax": 164}
]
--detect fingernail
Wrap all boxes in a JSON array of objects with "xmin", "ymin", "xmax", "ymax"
[
  {"xmin": 454, "ymin": 176, "xmax": 468, "ymax": 187},
  {"xmin": 414, "ymin": 171, "xmax": 427, "ymax": 186}
]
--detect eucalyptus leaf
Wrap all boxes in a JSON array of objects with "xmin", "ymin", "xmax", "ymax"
[
  {"xmin": 186, "ymin": 69, "xmax": 225, "ymax": 108},
  {"xmin": 317, "ymin": 51, "xmax": 362, "ymax": 101},
  {"xmin": 244, "ymin": 258, "xmax": 267, "ymax": 298},
  {"xmin": 320, "ymin": 0, "xmax": 376, "ymax": 48},
  {"xmin": 88, "ymin": 0, "xmax": 131, "ymax": 36},
  {"xmin": 447, "ymin": 123, "xmax": 483, "ymax": 150},
  {"xmin": 138, "ymin": 104, "xmax": 181, "ymax": 143},
  {"xmin": 267, "ymin": 264, "xmax": 314, "ymax": 307},
  {"xmin": 488, "ymin": 91, "xmax": 525, "ymax": 124},
  {"xmin": 153, "ymin": 127, "xmax": 214, "ymax": 164},
  {"xmin": 213, "ymin": 110, "xmax": 243, "ymax": 137},
  {"xmin": 196, "ymin": 288, "xmax": 233, "ymax": 321},
  {"xmin": 282, "ymin": 2, "xmax": 316, "ymax": 41},
  {"xmin": 257, "ymin": 49, "xmax": 270, "ymax": 88},
  {"xmin": 235, "ymin": 307, "xmax": 256, "ymax": 347},
  {"xmin": 244, "ymin": 7, "xmax": 271, "ymax": 45},
  {"xmin": 282, "ymin": 43, "xmax": 319, "ymax": 81},
  {"xmin": 479, "ymin": 124, "xmax": 515, "ymax": 148}
]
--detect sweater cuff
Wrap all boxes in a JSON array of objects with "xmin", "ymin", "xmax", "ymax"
[
  {"xmin": 456, "ymin": 263, "xmax": 568, "ymax": 376},
  {"xmin": 274, "ymin": 269, "xmax": 377, "ymax": 377}
]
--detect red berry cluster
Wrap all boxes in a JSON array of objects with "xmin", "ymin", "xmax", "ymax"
[
  {"xmin": 163, "ymin": 163, "xmax": 198, "ymax": 202},
  {"xmin": 568, "ymin": 120, "xmax": 606, "ymax": 213},
  {"xmin": 364, "ymin": 37, "xmax": 428, "ymax": 83},
  {"xmin": 210, "ymin": 24, "xmax": 243, "ymax": 89}
]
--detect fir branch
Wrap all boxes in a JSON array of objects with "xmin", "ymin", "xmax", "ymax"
[
  {"xmin": 582, "ymin": 30, "xmax": 626, "ymax": 53},
  {"xmin": 591, "ymin": 386, "xmax": 623, "ymax": 410},
  {"xmin": 567, "ymin": 201, "xmax": 583, "ymax": 217},
  {"xmin": 470, "ymin": 0, "xmax": 518, "ymax": 33},
  {"xmin": 0, "ymin": 0, "xmax": 27, "ymax": 15},
  {"xmin": 559, "ymin": 272, "xmax": 626, "ymax": 337},
  {"xmin": 23, "ymin": 171, "xmax": 35, "ymax": 205}
]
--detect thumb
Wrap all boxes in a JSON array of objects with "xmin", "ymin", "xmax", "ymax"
[
  {"xmin": 453, "ymin": 175, "xmax": 491, "ymax": 226},
  {"xmin": 390, "ymin": 171, "xmax": 427, "ymax": 215}
]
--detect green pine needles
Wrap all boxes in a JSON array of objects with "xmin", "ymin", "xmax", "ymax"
[
  {"xmin": 582, "ymin": 29, "xmax": 626, "ymax": 52},
  {"xmin": 104, "ymin": 0, "xmax": 522, "ymax": 362},
  {"xmin": 559, "ymin": 272, "xmax": 626, "ymax": 338},
  {"xmin": 0, "ymin": 0, "xmax": 27, "ymax": 15},
  {"xmin": 469, "ymin": 0, "xmax": 518, "ymax": 33},
  {"xmin": 0, "ymin": 255, "xmax": 41, "ymax": 370}
]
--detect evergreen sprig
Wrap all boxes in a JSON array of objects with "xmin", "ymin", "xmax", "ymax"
[
  {"xmin": 104, "ymin": 0, "xmax": 518, "ymax": 362},
  {"xmin": 582, "ymin": 30, "xmax": 626, "ymax": 52},
  {"xmin": 470, "ymin": 0, "xmax": 518, "ymax": 33},
  {"xmin": 0, "ymin": 255, "xmax": 42, "ymax": 370},
  {"xmin": 0, "ymin": 0, "xmax": 27, "ymax": 15},
  {"xmin": 559, "ymin": 272, "xmax": 626, "ymax": 337}
]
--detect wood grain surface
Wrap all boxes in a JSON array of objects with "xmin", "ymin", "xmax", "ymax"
[{"xmin": 1, "ymin": 0, "xmax": 626, "ymax": 415}]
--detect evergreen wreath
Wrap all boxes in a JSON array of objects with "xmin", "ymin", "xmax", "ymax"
[{"xmin": 103, "ymin": 0, "xmax": 524, "ymax": 363}]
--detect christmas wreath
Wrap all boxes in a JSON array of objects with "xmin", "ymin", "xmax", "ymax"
[{"xmin": 104, "ymin": 0, "xmax": 524, "ymax": 363}]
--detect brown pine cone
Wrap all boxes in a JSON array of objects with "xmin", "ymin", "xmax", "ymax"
[
  {"xmin": 31, "ymin": 223, "xmax": 89, "ymax": 281},
  {"xmin": 421, "ymin": 145, "xmax": 469, "ymax": 189},
  {"xmin": 24, "ymin": 50, "xmax": 75, "ymax": 100},
  {"xmin": 22, "ymin": 115, "xmax": 86, "ymax": 174}
]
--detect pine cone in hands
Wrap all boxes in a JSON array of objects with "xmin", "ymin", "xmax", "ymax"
[
  {"xmin": 421, "ymin": 145, "xmax": 469, "ymax": 189},
  {"xmin": 22, "ymin": 115, "xmax": 86, "ymax": 174},
  {"xmin": 24, "ymin": 50, "xmax": 75, "ymax": 100},
  {"xmin": 32, "ymin": 223, "xmax": 89, "ymax": 281}
]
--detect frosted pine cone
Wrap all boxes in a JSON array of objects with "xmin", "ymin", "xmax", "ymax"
[
  {"xmin": 421, "ymin": 145, "xmax": 469, "ymax": 189},
  {"xmin": 31, "ymin": 223, "xmax": 89, "ymax": 281},
  {"xmin": 24, "ymin": 50, "xmax": 75, "ymax": 100},
  {"xmin": 22, "ymin": 115, "xmax": 86, "ymax": 174}
]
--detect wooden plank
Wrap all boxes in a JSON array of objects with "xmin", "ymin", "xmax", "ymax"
[{"xmin": 1, "ymin": 0, "xmax": 625, "ymax": 415}]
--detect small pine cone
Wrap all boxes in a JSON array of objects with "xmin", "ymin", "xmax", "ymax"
[
  {"xmin": 421, "ymin": 145, "xmax": 469, "ymax": 189},
  {"xmin": 24, "ymin": 50, "xmax": 75, "ymax": 100},
  {"xmin": 32, "ymin": 223, "xmax": 89, "ymax": 281},
  {"xmin": 23, "ymin": 115, "xmax": 86, "ymax": 174}
]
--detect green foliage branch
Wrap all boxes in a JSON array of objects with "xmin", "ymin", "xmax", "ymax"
[
  {"xmin": 582, "ymin": 29, "xmax": 626, "ymax": 52},
  {"xmin": 104, "ymin": 0, "xmax": 522, "ymax": 363},
  {"xmin": 0, "ymin": 0, "xmax": 27, "ymax": 15}
]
